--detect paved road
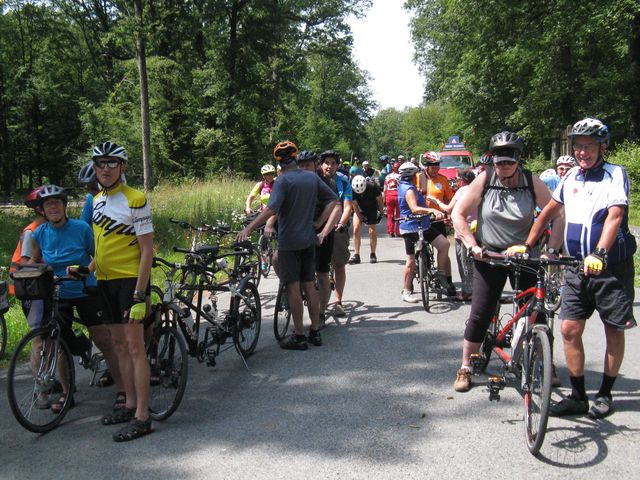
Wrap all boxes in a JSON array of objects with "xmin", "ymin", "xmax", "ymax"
[{"xmin": 1, "ymin": 227, "xmax": 639, "ymax": 479}]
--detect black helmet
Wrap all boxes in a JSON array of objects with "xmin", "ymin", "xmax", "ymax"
[
  {"xmin": 489, "ymin": 131, "xmax": 524, "ymax": 154},
  {"xmin": 378, "ymin": 154, "xmax": 389, "ymax": 164},
  {"xmin": 568, "ymin": 118, "xmax": 610, "ymax": 143},
  {"xmin": 320, "ymin": 150, "xmax": 339, "ymax": 161},
  {"xmin": 296, "ymin": 150, "xmax": 317, "ymax": 164}
]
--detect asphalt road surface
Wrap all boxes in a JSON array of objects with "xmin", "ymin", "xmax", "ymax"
[{"xmin": 1, "ymin": 226, "xmax": 638, "ymax": 479}]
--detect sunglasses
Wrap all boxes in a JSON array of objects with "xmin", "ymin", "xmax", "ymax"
[
  {"xmin": 494, "ymin": 160, "xmax": 518, "ymax": 167},
  {"xmin": 557, "ymin": 166, "xmax": 571, "ymax": 171},
  {"xmin": 94, "ymin": 159, "xmax": 122, "ymax": 169}
]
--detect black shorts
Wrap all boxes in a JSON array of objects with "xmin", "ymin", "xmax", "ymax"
[
  {"xmin": 57, "ymin": 293, "xmax": 110, "ymax": 328},
  {"xmin": 315, "ymin": 231, "xmax": 335, "ymax": 273},
  {"xmin": 560, "ymin": 257, "xmax": 636, "ymax": 330},
  {"xmin": 430, "ymin": 221, "xmax": 447, "ymax": 237},
  {"xmin": 279, "ymin": 246, "xmax": 316, "ymax": 284},
  {"xmin": 401, "ymin": 228, "xmax": 442, "ymax": 256},
  {"xmin": 358, "ymin": 206, "xmax": 378, "ymax": 226},
  {"xmin": 98, "ymin": 278, "xmax": 150, "ymax": 324}
]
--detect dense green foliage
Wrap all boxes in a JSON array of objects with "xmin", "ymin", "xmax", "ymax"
[
  {"xmin": 404, "ymin": 0, "xmax": 640, "ymax": 158},
  {"xmin": 0, "ymin": 0, "xmax": 374, "ymax": 192}
]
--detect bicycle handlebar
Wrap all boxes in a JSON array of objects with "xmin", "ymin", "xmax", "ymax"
[{"xmin": 480, "ymin": 251, "xmax": 582, "ymax": 268}]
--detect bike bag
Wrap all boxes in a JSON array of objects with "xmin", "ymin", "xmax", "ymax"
[
  {"xmin": 10, "ymin": 264, "xmax": 54, "ymax": 301},
  {"xmin": 0, "ymin": 280, "xmax": 9, "ymax": 313}
]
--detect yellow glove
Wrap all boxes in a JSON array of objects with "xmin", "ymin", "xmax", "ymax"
[
  {"xmin": 129, "ymin": 302, "xmax": 147, "ymax": 322},
  {"xmin": 506, "ymin": 244, "xmax": 528, "ymax": 255},
  {"xmin": 584, "ymin": 255, "xmax": 604, "ymax": 273},
  {"xmin": 470, "ymin": 220, "xmax": 477, "ymax": 234}
]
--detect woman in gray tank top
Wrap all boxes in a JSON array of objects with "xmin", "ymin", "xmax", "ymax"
[{"xmin": 449, "ymin": 131, "xmax": 563, "ymax": 393}]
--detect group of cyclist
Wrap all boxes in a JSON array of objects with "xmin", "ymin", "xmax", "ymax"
[
  {"xmin": 7, "ymin": 115, "xmax": 635, "ymax": 439},
  {"xmin": 10, "ymin": 142, "xmax": 155, "ymax": 441},
  {"xmin": 241, "ymin": 117, "xmax": 635, "ymax": 421}
]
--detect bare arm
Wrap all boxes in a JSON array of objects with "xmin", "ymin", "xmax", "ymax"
[
  {"xmin": 237, "ymin": 207, "xmax": 276, "ymax": 242},
  {"xmin": 135, "ymin": 232, "xmax": 154, "ymax": 293},
  {"xmin": 451, "ymin": 172, "xmax": 486, "ymax": 255}
]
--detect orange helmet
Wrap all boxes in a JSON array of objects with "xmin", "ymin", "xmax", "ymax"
[{"xmin": 273, "ymin": 140, "xmax": 299, "ymax": 162}]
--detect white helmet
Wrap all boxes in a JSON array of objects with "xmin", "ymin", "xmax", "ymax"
[
  {"xmin": 351, "ymin": 175, "xmax": 367, "ymax": 194},
  {"xmin": 556, "ymin": 155, "xmax": 577, "ymax": 167},
  {"xmin": 78, "ymin": 160, "xmax": 97, "ymax": 184},
  {"xmin": 398, "ymin": 162, "xmax": 419, "ymax": 178}
]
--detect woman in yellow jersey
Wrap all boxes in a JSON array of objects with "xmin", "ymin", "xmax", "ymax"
[{"xmin": 245, "ymin": 164, "xmax": 276, "ymax": 214}]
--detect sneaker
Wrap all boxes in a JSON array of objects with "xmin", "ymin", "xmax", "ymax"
[
  {"xmin": 390, "ymin": 233, "xmax": 396, "ymax": 238},
  {"xmin": 280, "ymin": 334, "xmax": 308, "ymax": 350},
  {"xmin": 454, "ymin": 368, "xmax": 472, "ymax": 392},
  {"xmin": 370, "ymin": 253, "xmax": 377, "ymax": 264},
  {"xmin": 348, "ymin": 254, "xmax": 361, "ymax": 265},
  {"xmin": 333, "ymin": 303, "xmax": 346, "ymax": 317},
  {"xmin": 588, "ymin": 396, "xmax": 613, "ymax": 419},
  {"xmin": 549, "ymin": 395, "xmax": 589, "ymax": 417},
  {"xmin": 307, "ymin": 328, "xmax": 322, "ymax": 346},
  {"xmin": 551, "ymin": 364, "xmax": 561, "ymax": 388},
  {"xmin": 401, "ymin": 289, "xmax": 420, "ymax": 303}
]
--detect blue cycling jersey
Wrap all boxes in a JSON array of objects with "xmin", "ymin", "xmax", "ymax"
[
  {"xmin": 398, "ymin": 179, "xmax": 431, "ymax": 233},
  {"xmin": 335, "ymin": 172, "xmax": 352, "ymax": 202},
  {"xmin": 80, "ymin": 194, "xmax": 93, "ymax": 225}
]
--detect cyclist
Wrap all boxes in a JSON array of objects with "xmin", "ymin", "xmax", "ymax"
[
  {"xmin": 450, "ymin": 131, "xmax": 559, "ymax": 392},
  {"xmin": 318, "ymin": 150, "xmax": 354, "ymax": 317},
  {"xmin": 397, "ymin": 162, "xmax": 448, "ymax": 303},
  {"xmin": 245, "ymin": 164, "xmax": 276, "ymax": 215},
  {"xmin": 238, "ymin": 141, "xmax": 338, "ymax": 350},
  {"xmin": 88, "ymin": 141, "xmax": 155, "ymax": 441},
  {"xmin": 378, "ymin": 154, "xmax": 392, "ymax": 186},
  {"xmin": 349, "ymin": 157, "xmax": 364, "ymax": 179},
  {"xmin": 362, "ymin": 160, "xmax": 377, "ymax": 180},
  {"xmin": 539, "ymin": 168, "xmax": 560, "ymax": 192},
  {"xmin": 9, "ymin": 187, "xmax": 46, "ymax": 324},
  {"xmin": 383, "ymin": 159, "xmax": 401, "ymax": 237},
  {"xmin": 434, "ymin": 169, "xmax": 477, "ymax": 301},
  {"xmin": 474, "ymin": 152, "xmax": 493, "ymax": 175},
  {"xmin": 420, "ymin": 151, "xmax": 455, "ymax": 295},
  {"xmin": 78, "ymin": 160, "xmax": 101, "ymax": 225},
  {"xmin": 349, "ymin": 175, "xmax": 384, "ymax": 264},
  {"xmin": 30, "ymin": 185, "xmax": 116, "ymax": 410},
  {"xmin": 518, "ymin": 118, "xmax": 636, "ymax": 419},
  {"xmin": 556, "ymin": 155, "xmax": 577, "ymax": 178},
  {"xmin": 338, "ymin": 160, "xmax": 350, "ymax": 176},
  {"xmin": 297, "ymin": 150, "xmax": 342, "ymax": 324}
]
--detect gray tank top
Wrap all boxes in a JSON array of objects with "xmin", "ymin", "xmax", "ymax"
[{"xmin": 478, "ymin": 169, "xmax": 535, "ymax": 252}]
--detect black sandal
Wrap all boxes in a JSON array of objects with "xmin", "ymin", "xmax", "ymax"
[
  {"xmin": 113, "ymin": 391, "xmax": 126, "ymax": 410},
  {"xmin": 113, "ymin": 418, "xmax": 154, "ymax": 442},
  {"xmin": 51, "ymin": 393, "xmax": 75, "ymax": 414},
  {"xmin": 96, "ymin": 370, "xmax": 114, "ymax": 387},
  {"xmin": 101, "ymin": 407, "xmax": 135, "ymax": 425}
]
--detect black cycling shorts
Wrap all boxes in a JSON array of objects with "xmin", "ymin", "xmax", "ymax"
[
  {"xmin": 358, "ymin": 206, "xmax": 379, "ymax": 226},
  {"xmin": 278, "ymin": 246, "xmax": 316, "ymax": 284},
  {"xmin": 98, "ymin": 278, "xmax": 150, "ymax": 324},
  {"xmin": 315, "ymin": 231, "xmax": 335, "ymax": 273},
  {"xmin": 401, "ymin": 228, "xmax": 442, "ymax": 256},
  {"xmin": 57, "ymin": 292, "xmax": 111, "ymax": 328}
]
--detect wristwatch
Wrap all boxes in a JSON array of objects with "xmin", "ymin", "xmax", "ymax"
[
  {"xmin": 546, "ymin": 247, "xmax": 559, "ymax": 255},
  {"xmin": 133, "ymin": 290, "xmax": 147, "ymax": 302}
]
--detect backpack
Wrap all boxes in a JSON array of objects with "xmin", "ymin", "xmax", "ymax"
[{"xmin": 482, "ymin": 168, "xmax": 536, "ymax": 207}]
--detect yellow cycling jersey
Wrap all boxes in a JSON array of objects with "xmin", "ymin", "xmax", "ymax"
[{"xmin": 92, "ymin": 183, "xmax": 154, "ymax": 280}]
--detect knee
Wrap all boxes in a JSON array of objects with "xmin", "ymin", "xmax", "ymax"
[{"xmin": 560, "ymin": 322, "xmax": 582, "ymax": 343}]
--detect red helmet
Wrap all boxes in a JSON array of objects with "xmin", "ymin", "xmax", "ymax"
[
  {"xmin": 423, "ymin": 151, "xmax": 440, "ymax": 165},
  {"xmin": 25, "ymin": 186, "xmax": 44, "ymax": 208}
]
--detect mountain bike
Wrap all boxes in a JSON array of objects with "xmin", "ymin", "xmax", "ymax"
[
  {"xmin": 152, "ymin": 240, "xmax": 261, "ymax": 370},
  {"xmin": 0, "ymin": 266, "xmax": 9, "ymax": 359},
  {"xmin": 257, "ymin": 230, "xmax": 277, "ymax": 278},
  {"xmin": 469, "ymin": 252, "xmax": 581, "ymax": 456}
]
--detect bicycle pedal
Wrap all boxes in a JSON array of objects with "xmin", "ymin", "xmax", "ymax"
[
  {"xmin": 488, "ymin": 376, "xmax": 506, "ymax": 402},
  {"xmin": 469, "ymin": 354, "xmax": 483, "ymax": 375}
]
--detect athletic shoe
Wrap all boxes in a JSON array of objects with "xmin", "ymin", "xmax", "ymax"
[
  {"xmin": 280, "ymin": 334, "xmax": 308, "ymax": 351},
  {"xmin": 333, "ymin": 303, "xmax": 346, "ymax": 317},
  {"xmin": 549, "ymin": 395, "xmax": 589, "ymax": 417},
  {"xmin": 370, "ymin": 253, "xmax": 377, "ymax": 264},
  {"xmin": 348, "ymin": 254, "xmax": 361, "ymax": 265},
  {"xmin": 588, "ymin": 396, "xmax": 613, "ymax": 419},
  {"xmin": 401, "ymin": 289, "xmax": 420, "ymax": 303},
  {"xmin": 454, "ymin": 368, "xmax": 472, "ymax": 392},
  {"xmin": 307, "ymin": 328, "xmax": 322, "ymax": 346}
]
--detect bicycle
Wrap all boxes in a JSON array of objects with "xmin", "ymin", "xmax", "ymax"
[
  {"xmin": 0, "ymin": 266, "xmax": 9, "ymax": 359},
  {"xmin": 469, "ymin": 252, "xmax": 581, "ymax": 455},
  {"xmin": 257, "ymin": 229, "xmax": 277, "ymax": 278},
  {"xmin": 395, "ymin": 214, "xmax": 451, "ymax": 311},
  {"xmin": 152, "ymin": 239, "xmax": 261, "ymax": 370}
]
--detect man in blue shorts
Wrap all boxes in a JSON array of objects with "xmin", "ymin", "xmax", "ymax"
[
  {"xmin": 520, "ymin": 118, "xmax": 636, "ymax": 419},
  {"xmin": 238, "ymin": 141, "xmax": 338, "ymax": 350}
]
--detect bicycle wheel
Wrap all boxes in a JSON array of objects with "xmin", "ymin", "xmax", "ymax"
[
  {"xmin": 544, "ymin": 268, "xmax": 563, "ymax": 312},
  {"xmin": 258, "ymin": 235, "xmax": 272, "ymax": 278},
  {"xmin": 7, "ymin": 327, "xmax": 75, "ymax": 433},
  {"xmin": 523, "ymin": 328, "xmax": 552, "ymax": 455},
  {"xmin": 417, "ymin": 248, "xmax": 430, "ymax": 311},
  {"xmin": 233, "ymin": 280, "xmax": 261, "ymax": 356},
  {"xmin": 0, "ymin": 313, "xmax": 7, "ymax": 359},
  {"xmin": 273, "ymin": 282, "xmax": 291, "ymax": 341},
  {"xmin": 148, "ymin": 323, "xmax": 188, "ymax": 421}
]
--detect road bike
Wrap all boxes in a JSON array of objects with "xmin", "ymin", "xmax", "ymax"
[{"xmin": 469, "ymin": 252, "xmax": 581, "ymax": 455}]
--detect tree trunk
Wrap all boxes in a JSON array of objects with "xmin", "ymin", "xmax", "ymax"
[
  {"xmin": 628, "ymin": 12, "xmax": 640, "ymax": 140},
  {"xmin": 134, "ymin": 0, "xmax": 153, "ymax": 191}
]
